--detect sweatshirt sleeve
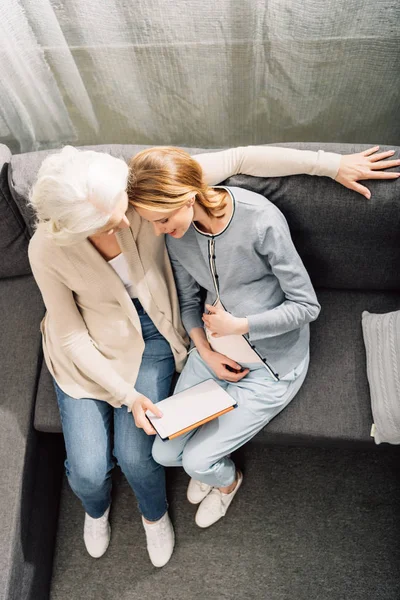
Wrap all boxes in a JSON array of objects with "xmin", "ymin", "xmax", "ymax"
[
  {"xmin": 29, "ymin": 248, "xmax": 142, "ymax": 409},
  {"xmin": 167, "ymin": 247, "xmax": 204, "ymax": 336},
  {"xmin": 246, "ymin": 211, "xmax": 321, "ymax": 341},
  {"xmin": 194, "ymin": 146, "xmax": 341, "ymax": 185}
]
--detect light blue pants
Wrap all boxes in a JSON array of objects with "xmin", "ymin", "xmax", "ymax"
[{"xmin": 152, "ymin": 349, "xmax": 309, "ymax": 488}]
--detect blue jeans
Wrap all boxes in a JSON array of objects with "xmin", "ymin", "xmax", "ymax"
[{"xmin": 54, "ymin": 299, "xmax": 175, "ymax": 520}]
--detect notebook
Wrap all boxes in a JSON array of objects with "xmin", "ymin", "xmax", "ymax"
[
  {"xmin": 205, "ymin": 327, "xmax": 265, "ymax": 364},
  {"xmin": 145, "ymin": 379, "xmax": 237, "ymax": 440},
  {"xmin": 204, "ymin": 300, "xmax": 265, "ymax": 365}
]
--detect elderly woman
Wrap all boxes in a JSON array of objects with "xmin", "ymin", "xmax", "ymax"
[{"xmin": 28, "ymin": 143, "xmax": 399, "ymax": 566}]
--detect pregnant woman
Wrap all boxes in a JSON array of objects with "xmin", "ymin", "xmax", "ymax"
[{"xmin": 127, "ymin": 145, "xmax": 398, "ymax": 529}]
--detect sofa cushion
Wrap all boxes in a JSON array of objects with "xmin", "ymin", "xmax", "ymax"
[
  {"xmin": 34, "ymin": 288, "xmax": 400, "ymax": 445},
  {"xmin": 0, "ymin": 275, "xmax": 45, "ymax": 599},
  {"xmin": 224, "ymin": 143, "xmax": 400, "ymax": 292},
  {"xmin": 262, "ymin": 289, "xmax": 400, "ymax": 445},
  {"xmin": 0, "ymin": 145, "xmax": 31, "ymax": 278},
  {"xmin": 362, "ymin": 309, "xmax": 400, "ymax": 445}
]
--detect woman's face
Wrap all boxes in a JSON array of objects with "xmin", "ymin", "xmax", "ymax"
[{"xmin": 134, "ymin": 200, "xmax": 194, "ymax": 238}]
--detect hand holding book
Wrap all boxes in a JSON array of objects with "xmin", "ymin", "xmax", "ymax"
[
  {"xmin": 146, "ymin": 379, "xmax": 237, "ymax": 440},
  {"xmin": 132, "ymin": 395, "xmax": 163, "ymax": 435},
  {"xmin": 202, "ymin": 303, "xmax": 249, "ymax": 337}
]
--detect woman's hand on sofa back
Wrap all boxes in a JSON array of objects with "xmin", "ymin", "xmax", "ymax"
[{"xmin": 335, "ymin": 146, "xmax": 400, "ymax": 199}]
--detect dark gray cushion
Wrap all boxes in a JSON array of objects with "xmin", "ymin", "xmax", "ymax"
[
  {"xmin": 0, "ymin": 145, "xmax": 31, "ymax": 278},
  {"xmin": 261, "ymin": 289, "xmax": 400, "ymax": 445},
  {"xmin": 224, "ymin": 143, "xmax": 400, "ymax": 292},
  {"xmin": 0, "ymin": 275, "xmax": 45, "ymax": 599}
]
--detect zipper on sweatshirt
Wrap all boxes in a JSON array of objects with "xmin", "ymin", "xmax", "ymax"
[{"xmin": 207, "ymin": 236, "xmax": 280, "ymax": 382}]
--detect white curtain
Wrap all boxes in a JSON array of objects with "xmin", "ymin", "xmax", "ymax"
[{"xmin": 0, "ymin": 0, "xmax": 399, "ymax": 153}]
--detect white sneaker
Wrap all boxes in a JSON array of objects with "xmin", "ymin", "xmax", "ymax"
[
  {"xmin": 83, "ymin": 506, "xmax": 111, "ymax": 558},
  {"xmin": 195, "ymin": 471, "xmax": 243, "ymax": 528},
  {"xmin": 187, "ymin": 478, "xmax": 213, "ymax": 504},
  {"xmin": 142, "ymin": 512, "xmax": 175, "ymax": 568}
]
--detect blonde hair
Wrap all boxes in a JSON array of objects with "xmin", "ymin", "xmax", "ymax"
[
  {"xmin": 127, "ymin": 147, "xmax": 227, "ymax": 218},
  {"xmin": 29, "ymin": 146, "xmax": 129, "ymax": 246}
]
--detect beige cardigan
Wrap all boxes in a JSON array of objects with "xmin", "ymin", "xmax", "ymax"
[{"xmin": 28, "ymin": 146, "xmax": 340, "ymax": 408}]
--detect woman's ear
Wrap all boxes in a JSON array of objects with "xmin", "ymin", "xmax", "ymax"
[{"xmin": 188, "ymin": 195, "xmax": 196, "ymax": 207}]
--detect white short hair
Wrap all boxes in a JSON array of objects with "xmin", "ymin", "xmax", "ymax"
[{"xmin": 29, "ymin": 146, "xmax": 129, "ymax": 245}]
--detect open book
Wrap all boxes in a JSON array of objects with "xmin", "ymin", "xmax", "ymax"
[{"xmin": 145, "ymin": 379, "xmax": 237, "ymax": 440}]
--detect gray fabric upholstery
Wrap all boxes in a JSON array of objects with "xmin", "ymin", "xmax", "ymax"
[
  {"xmin": 224, "ymin": 143, "xmax": 400, "ymax": 291},
  {"xmin": 261, "ymin": 289, "xmax": 400, "ymax": 445},
  {"xmin": 0, "ymin": 275, "xmax": 46, "ymax": 600},
  {"xmin": 0, "ymin": 145, "xmax": 31, "ymax": 278},
  {"xmin": 20, "ymin": 434, "xmax": 64, "ymax": 600},
  {"xmin": 362, "ymin": 309, "xmax": 400, "ymax": 445}
]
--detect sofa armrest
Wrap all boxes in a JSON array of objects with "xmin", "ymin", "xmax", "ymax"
[{"xmin": 0, "ymin": 275, "xmax": 61, "ymax": 600}]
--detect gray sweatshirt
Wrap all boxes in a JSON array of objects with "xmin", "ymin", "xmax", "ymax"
[{"xmin": 166, "ymin": 186, "xmax": 321, "ymax": 378}]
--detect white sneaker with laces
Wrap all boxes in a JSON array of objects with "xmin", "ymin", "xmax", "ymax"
[
  {"xmin": 142, "ymin": 512, "xmax": 175, "ymax": 568},
  {"xmin": 83, "ymin": 506, "xmax": 111, "ymax": 558},
  {"xmin": 187, "ymin": 478, "xmax": 213, "ymax": 504},
  {"xmin": 195, "ymin": 471, "xmax": 243, "ymax": 528}
]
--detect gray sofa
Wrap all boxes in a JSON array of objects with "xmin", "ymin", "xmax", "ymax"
[{"xmin": 1, "ymin": 142, "xmax": 399, "ymax": 600}]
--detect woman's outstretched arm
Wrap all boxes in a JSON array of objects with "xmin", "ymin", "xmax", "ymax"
[{"xmin": 195, "ymin": 145, "xmax": 400, "ymax": 199}]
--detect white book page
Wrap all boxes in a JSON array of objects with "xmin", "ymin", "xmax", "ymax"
[
  {"xmin": 146, "ymin": 379, "xmax": 236, "ymax": 439},
  {"xmin": 205, "ymin": 327, "xmax": 264, "ymax": 364},
  {"xmin": 205, "ymin": 300, "xmax": 264, "ymax": 364}
]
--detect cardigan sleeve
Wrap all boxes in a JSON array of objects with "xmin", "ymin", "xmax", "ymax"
[
  {"xmin": 28, "ymin": 247, "xmax": 142, "ymax": 409},
  {"xmin": 194, "ymin": 145, "xmax": 341, "ymax": 185},
  {"xmin": 246, "ymin": 209, "xmax": 321, "ymax": 341}
]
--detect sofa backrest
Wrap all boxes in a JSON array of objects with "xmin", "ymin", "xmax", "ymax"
[
  {"xmin": 6, "ymin": 142, "xmax": 400, "ymax": 291},
  {"xmin": 224, "ymin": 143, "xmax": 400, "ymax": 291}
]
